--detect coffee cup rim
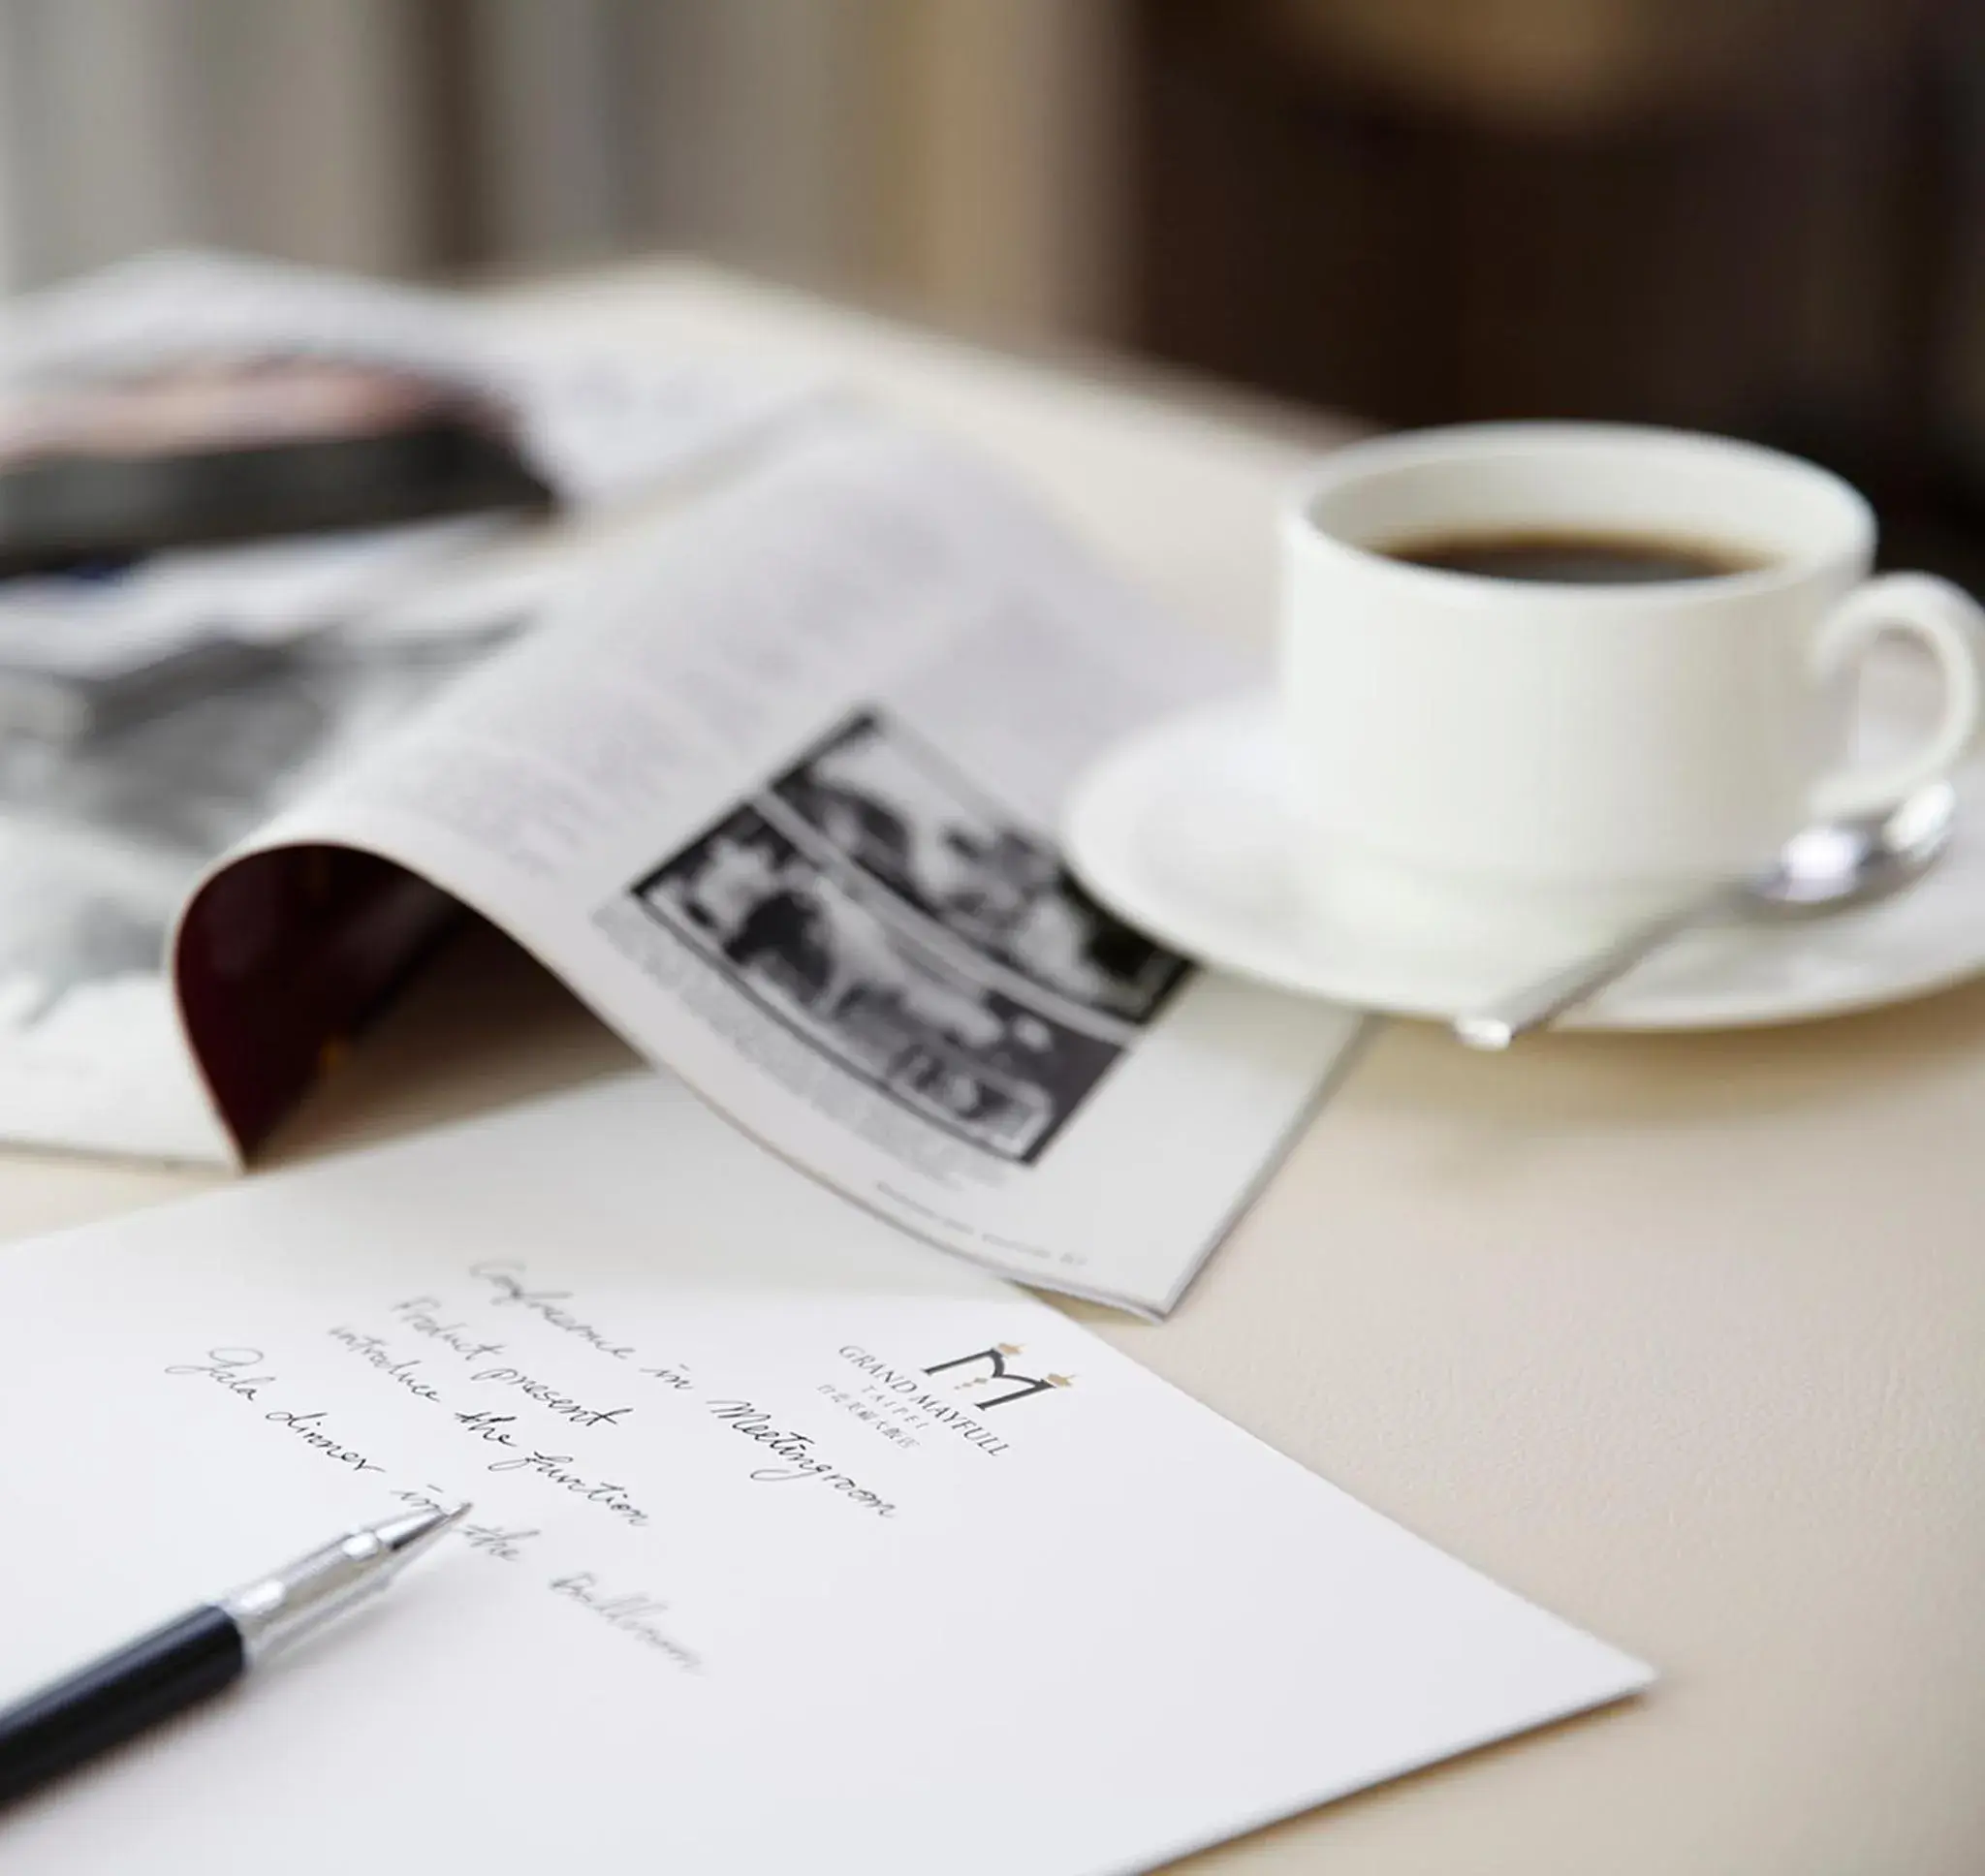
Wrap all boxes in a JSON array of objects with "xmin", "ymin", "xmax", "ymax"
[{"xmin": 1284, "ymin": 422, "xmax": 1875, "ymax": 603}]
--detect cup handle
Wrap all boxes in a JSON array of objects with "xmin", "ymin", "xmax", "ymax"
[{"xmin": 1808, "ymin": 573, "xmax": 1985, "ymax": 824}]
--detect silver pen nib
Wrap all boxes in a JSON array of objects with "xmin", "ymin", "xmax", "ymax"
[
  {"xmin": 221, "ymin": 1502, "xmax": 470, "ymax": 1664},
  {"xmin": 368, "ymin": 1503, "xmax": 471, "ymax": 1566}
]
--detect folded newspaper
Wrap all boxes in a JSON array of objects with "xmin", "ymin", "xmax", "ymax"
[{"xmin": 1, "ymin": 257, "xmax": 1365, "ymax": 1315}]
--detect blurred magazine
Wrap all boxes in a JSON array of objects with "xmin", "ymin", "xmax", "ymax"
[
  {"xmin": 0, "ymin": 253, "xmax": 822, "ymax": 1162},
  {"xmin": 0, "ymin": 256, "xmax": 1364, "ymax": 1316}
]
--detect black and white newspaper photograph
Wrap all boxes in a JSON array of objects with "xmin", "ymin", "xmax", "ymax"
[
  {"xmin": 769, "ymin": 708, "xmax": 1189, "ymax": 1024},
  {"xmin": 625, "ymin": 802, "xmax": 1123, "ymax": 1162}
]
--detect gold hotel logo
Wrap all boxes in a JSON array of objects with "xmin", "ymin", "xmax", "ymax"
[{"xmin": 923, "ymin": 1343, "xmax": 1072, "ymax": 1412}]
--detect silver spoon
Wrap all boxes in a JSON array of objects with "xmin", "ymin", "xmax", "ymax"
[{"xmin": 1453, "ymin": 782, "xmax": 1958, "ymax": 1049}]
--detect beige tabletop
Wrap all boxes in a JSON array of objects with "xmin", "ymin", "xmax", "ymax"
[{"xmin": 9, "ymin": 264, "xmax": 1984, "ymax": 1874}]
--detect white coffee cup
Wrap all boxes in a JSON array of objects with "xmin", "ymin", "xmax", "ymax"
[{"xmin": 1280, "ymin": 422, "xmax": 1985, "ymax": 957}]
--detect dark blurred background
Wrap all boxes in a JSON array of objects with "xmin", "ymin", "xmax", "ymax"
[{"xmin": 2, "ymin": 0, "xmax": 1981, "ymax": 578}]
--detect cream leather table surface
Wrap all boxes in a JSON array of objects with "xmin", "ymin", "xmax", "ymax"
[{"xmin": 8, "ymin": 265, "xmax": 1984, "ymax": 1874}]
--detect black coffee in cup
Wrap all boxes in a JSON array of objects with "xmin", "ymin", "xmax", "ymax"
[{"xmin": 1379, "ymin": 528, "xmax": 1770, "ymax": 584}]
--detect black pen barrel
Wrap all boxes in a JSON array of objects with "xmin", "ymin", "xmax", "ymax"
[{"xmin": 0, "ymin": 1604, "xmax": 244, "ymax": 1804}]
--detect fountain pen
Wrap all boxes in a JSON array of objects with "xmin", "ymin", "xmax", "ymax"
[{"xmin": 0, "ymin": 1502, "xmax": 468, "ymax": 1804}]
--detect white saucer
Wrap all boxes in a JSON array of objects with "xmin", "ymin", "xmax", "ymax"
[{"xmin": 1063, "ymin": 693, "xmax": 1985, "ymax": 1030}]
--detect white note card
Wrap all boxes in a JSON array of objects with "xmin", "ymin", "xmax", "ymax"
[{"xmin": 0, "ymin": 1076, "xmax": 1649, "ymax": 1873}]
